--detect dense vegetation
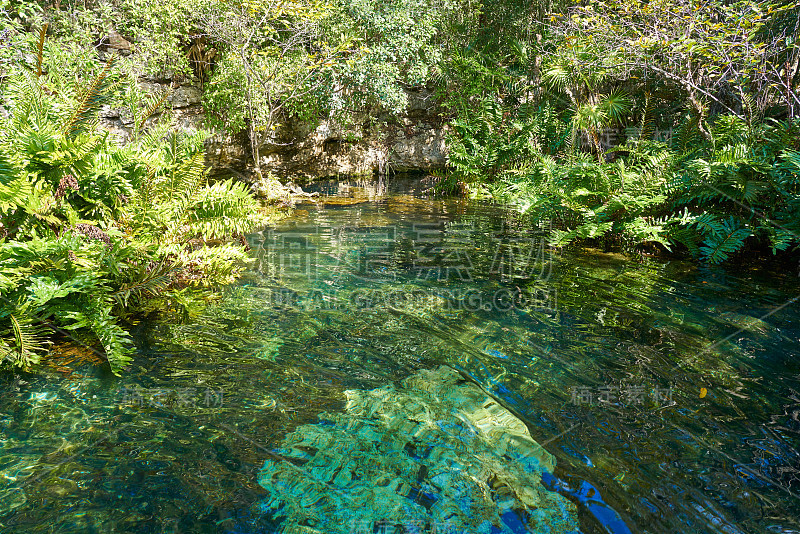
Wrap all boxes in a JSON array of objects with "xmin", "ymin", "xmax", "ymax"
[
  {"xmin": 441, "ymin": 0, "xmax": 800, "ymax": 264},
  {"xmin": 0, "ymin": 0, "xmax": 798, "ymax": 372},
  {"xmin": 0, "ymin": 24, "xmax": 269, "ymax": 374}
]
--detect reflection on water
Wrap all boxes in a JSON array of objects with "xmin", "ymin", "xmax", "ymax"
[{"xmin": 1, "ymin": 177, "xmax": 799, "ymax": 533}]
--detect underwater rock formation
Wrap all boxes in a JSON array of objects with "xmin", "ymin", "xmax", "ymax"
[{"xmin": 257, "ymin": 366, "xmax": 579, "ymax": 533}]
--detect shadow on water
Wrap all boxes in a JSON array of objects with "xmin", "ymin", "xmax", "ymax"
[{"xmin": 1, "ymin": 176, "xmax": 799, "ymax": 533}]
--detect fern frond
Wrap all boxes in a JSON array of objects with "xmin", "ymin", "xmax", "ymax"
[
  {"xmin": 0, "ymin": 338, "xmax": 14, "ymax": 364},
  {"xmin": 62, "ymin": 56, "xmax": 117, "ymax": 139},
  {"xmin": 1, "ymin": 313, "xmax": 51, "ymax": 368},
  {"xmin": 765, "ymin": 226, "xmax": 797, "ymax": 253},
  {"xmin": 172, "ymin": 179, "xmax": 264, "ymax": 240},
  {"xmin": 112, "ymin": 261, "xmax": 177, "ymax": 309},
  {"xmin": 2, "ymin": 72, "xmax": 48, "ymax": 135},
  {"xmin": 775, "ymin": 150, "xmax": 800, "ymax": 187},
  {"xmin": 640, "ymin": 92, "xmax": 656, "ymax": 140},
  {"xmin": 138, "ymin": 89, "xmax": 172, "ymax": 132},
  {"xmin": 0, "ymin": 152, "xmax": 30, "ymax": 217},
  {"xmin": 699, "ymin": 217, "xmax": 751, "ymax": 264},
  {"xmin": 177, "ymin": 243, "xmax": 251, "ymax": 287},
  {"xmin": 549, "ymin": 228, "xmax": 579, "ymax": 247},
  {"xmin": 36, "ymin": 24, "xmax": 48, "ymax": 78},
  {"xmin": 692, "ymin": 212, "xmax": 723, "ymax": 235},
  {"xmin": 59, "ymin": 304, "xmax": 133, "ymax": 376},
  {"xmin": 671, "ymin": 113, "xmax": 704, "ymax": 157},
  {"xmin": 737, "ymin": 178, "xmax": 767, "ymax": 203},
  {"xmin": 667, "ymin": 226, "xmax": 702, "ymax": 257},
  {"xmin": 171, "ymin": 150, "xmax": 207, "ymax": 200}
]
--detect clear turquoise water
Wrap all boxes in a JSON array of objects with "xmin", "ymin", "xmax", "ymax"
[{"xmin": 1, "ymin": 178, "xmax": 799, "ymax": 533}]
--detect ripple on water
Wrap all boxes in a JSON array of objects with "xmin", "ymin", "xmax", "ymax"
[{"xmin": 1, "ymin": 182, "xmax": 799, "ymax": 532}]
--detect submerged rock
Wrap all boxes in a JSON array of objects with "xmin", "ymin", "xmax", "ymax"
[{"xmin": 257, "ymin": 366, "xmax": 579, "ymax": 533}]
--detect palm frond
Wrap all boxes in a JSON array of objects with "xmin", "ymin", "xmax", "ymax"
[{"xmin": 601, "ymin": 90, "xmax": 631, "ymax": 124}]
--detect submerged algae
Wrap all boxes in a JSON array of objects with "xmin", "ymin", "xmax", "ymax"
[{"xmin": 258, "ymin": 366, "xmax": 579, "ymax": 533}]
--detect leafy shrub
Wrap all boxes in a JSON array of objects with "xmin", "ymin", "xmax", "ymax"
[{"xmin": 0, "ymin": 36, "xmax": 269, "ymax": 374}]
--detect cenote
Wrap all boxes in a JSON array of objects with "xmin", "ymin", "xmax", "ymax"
[{"xmin": 1, "ymin": 178, "xmax": 799, "ymax": 534}]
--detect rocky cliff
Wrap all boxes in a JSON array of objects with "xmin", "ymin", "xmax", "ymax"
[{"xmin": 99, "ymin": 80, "xmax": 449, "ymax": 182}]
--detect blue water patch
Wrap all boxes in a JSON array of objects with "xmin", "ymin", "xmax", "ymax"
[
  {"xmin": 542, "ymin": 472, "xmax": 632, "ymax": 534},
  {"xmin": 485, "ymin": 348, "xmax": 509, "ymax": 359},
  {"xmin": 560, "ymin": 446, "xmax": 594, "ymax": 467}
]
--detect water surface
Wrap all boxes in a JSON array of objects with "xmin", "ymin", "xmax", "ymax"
[{"xmin": 1, "ymin": 177, "xmax": 799, "ymax": 533}]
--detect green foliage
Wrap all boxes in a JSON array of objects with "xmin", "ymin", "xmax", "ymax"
[
  {"xmin": 0, "ymin": 233, "xmax": 135, "ymax": 372},
  {"xmin": 665, "ymin": 117, "xmax": 800, "ymax": 263},
  {"xmin": 447, "ymin": 99, "xmax": 568, "ymax": 184},
  {"xmin": 543, "ymin": 0, "xmax": 799, "ymax": 120},
  {"xmin": 491, "ymin": 111, "xmax": 800, "ymax": 262},
  {"xmin": 321, "ymin": 0, "xmax": 456, "ymax": 114},
  {"xmin": 436, "ymin": 0, "xmax": 800, "ymax": 264},
  {"xmin": 498, "ymin": 148, "xmax": 673, "ymax": 252},
  {"xmin": 202, "ymin": 54, "xmax": 249, "ymax": 133},
  {"xmin": 2, "ymin": 0, "xmax": 795, "ymax": 279},
  {"xmin": 0, "ymin": 36, "xmax": 269, "ymax": 375},
  {"xmin": 698, "ymin": 217, "xmax": 751, "ymax": 264},
  {"xmin": 0, "ymin": 310, "xmax": 50, "ymax": 368}
]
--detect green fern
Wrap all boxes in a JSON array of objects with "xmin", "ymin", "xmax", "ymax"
[
  {"xmin": 171, "ymin": 179, "xmax": 265, "ymax": 240},
  {"xmin": 0, "ymin": 37, "xmax": 273, "ymax": 378},
  {"xmin": 112, "ymin": 261, "xmax": 177, "ymax": 309},
  {"xmin": 765, "ymin": 226, "xmax": 797, "ymax": 253},
  {"xmin": 671, "ymin": 113, "xmax": 703, "ymax": 158},
  {"xmin": 58, "ymin": 303, "xmax": 134, "ymax": 375},
  {"xmin": 667, "ymin": 226, "xmax": 702, "ymax": 257},
  {"xmin": 169, "ymin": 150, "xmax": 207, "ymax": 201},
  {"xmin": 639, "ymin": 93, "xmax": 656, "ymax": 140},
  {"xmin": 0, "ymin": 312, "xmax": 51, "ymax": 368},
  {"xmin": 699, "ymin": 217, "xmax": 751, "ymax": 264},
  {"xmin": 62, "ymin": 56, "xmax": 118, "ymax": 140}
]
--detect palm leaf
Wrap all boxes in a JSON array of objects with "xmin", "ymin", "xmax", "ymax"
[{"xmin": 601, "ymin": 90, "xmax": 631, "ymax": 124}]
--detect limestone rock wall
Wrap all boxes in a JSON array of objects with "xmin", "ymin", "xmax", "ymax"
[{"xmin": 99, "ymin": 80, "xmax": 449, "ymax": 181}]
